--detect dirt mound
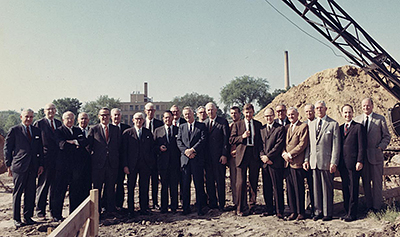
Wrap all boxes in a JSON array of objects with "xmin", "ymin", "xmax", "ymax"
[{"xmin": 255, "ymin": 65, "xmax": 399, "ymax": 147}]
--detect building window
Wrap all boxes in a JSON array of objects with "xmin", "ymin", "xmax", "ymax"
[
  {"xmin": 129, "ymin": 105, "xmax": 133, "ymax": 111},
  {"xmin": 135, "ymin": 105, "xmax": 139, "ymax": 111},
  {"xmin": 156, "ymin": 114, "xmax": 160, "ymax": 120},
  {"xmin": 140, "ymin": 105, "xmax": 144, "ymax": 110},
  {"xmin": 156, "ymin": 105, "xmax": 160, "ymax": 110}
]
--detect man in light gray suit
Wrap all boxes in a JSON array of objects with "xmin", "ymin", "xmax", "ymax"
[
  {"xmin": 354, "ymin": 98, "xmax": 390, "ymax": 211},
  {"xmin": 304, "ymin": 101, "xmax": 340, "ymax": 221}
]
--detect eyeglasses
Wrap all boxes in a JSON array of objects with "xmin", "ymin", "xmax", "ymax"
[{"xmin": 276, "ymin": 110, "xmax": 285, "ymax": 113}]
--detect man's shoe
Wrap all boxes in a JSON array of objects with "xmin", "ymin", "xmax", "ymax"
[
  {"xmin": 288, "ymin": 213, "xmax": 297, "ymax": 221},
  {"xmin": 37, "ymin": 213, "xmax": 46, "ymax": 220},
  {"xmin": 198, "ymin": 211, "xmax": 205, "ymax": 216},
  {"xmin": 160, "ymin": 209, "xmax": 168, "ymax": 214},
  {"xmin": 182, "ymin": 209, "xmax": 191, "ymax": 215},
  {"xmin": 296, "ymin": 214, "xmax": 305, "ymax": 221},
  {"xmin": 128, "ymin": 212, "xmax": 135, "ymax": 219},
  {"xmin": 260, "ymin": 212, "xmax": 274, "ymax": 217},
  {"xmin": 340, "ymin": 215, "xmax": 348, "ymax": 220},
  {"xmin": 14, "ymin": 220, "xmax": 23, "ymax": 228},
  {"xmin": 322, "ymin": 216, "xmax": 332, "ymax": 221},
  {"xmin": 140, "ymin": 210, "xmax": 151, "ymax": 215},
  {"xmin": 313, "ymin": 214, "xmax": 323, "ymax": 221},
  {"xmin": 344, "ymin": 216, "xmax": 356, "ymax": 222},
  {"xmin": 24, "ymin": 218, "xmax": 36, "ymax": 225},
  {"xmin": 276, "ymin": 213, "xmax": 284, "ymax": 219}
]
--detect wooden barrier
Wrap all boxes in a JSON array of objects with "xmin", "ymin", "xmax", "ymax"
[{"xmin": 48, "ymin": 189, "xmax": 99, "ymax": 237}]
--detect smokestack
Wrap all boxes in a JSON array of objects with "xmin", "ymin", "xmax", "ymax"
[
  {"xmin": 284, "ymin": 51, "xmax": 290, "ymax": 90},
  {"xmin": 144, "ymin": 82, "xmax": 148, "ymax": 97}
]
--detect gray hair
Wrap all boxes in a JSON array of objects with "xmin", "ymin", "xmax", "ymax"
[
  {"xmin": 62, "ymin": 111, "xmax": 75, "ymax": 119},
  {"xmin": 196, "ymin": 106, "xmax": 205, "ymax": 112},
  {"xmin": 287, "ymin": 107, "xmax": 298, "ymax": 113},
  {"xmin": 21, "ymin": 108, "xmax": 34, "ymax": 115},
  {"xmin": 133, "ymin": 112, "xmax": 145, "ymax": 119},
  {"xmin": 145, "ymin": 102, "xmax": 155, "ymax": 110},
  {"xmin": 111, "ymin": 108, "xmax": 121, "ymax": 114},
  {"xmin": 314, "ymin": 100, "xmax": 326, "ymax": 107}
]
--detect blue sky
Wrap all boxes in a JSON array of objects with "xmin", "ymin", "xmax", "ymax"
[{"xmin": 1, "ymin": 0, "xmax": 399, "ymax": 112}]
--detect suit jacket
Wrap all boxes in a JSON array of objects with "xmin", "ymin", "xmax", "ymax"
[
  {"xmin": 306, "ymin": 116, "xmax": 340, "ymax": 170},
  {"xmin": 87, "ymin": 124, "xmax": 121, "ymax": 169},
  {"xmin": 354, "ymin": 113, "xmax": 391, "ymax": 165},
  {"xmin": 146, "ymin": 118, "xmax": 163, "ymax": 133},
  {"xmin": 122, "ymin": 127, "xmax": 154, "ymax": 171},
  {"xmin": 177, "ymin": 121, "xmax": 207, "ymax": 167},
  {"xmin": 153, "ymin": 125, "xmax": 180, "ymax": 170},
  {"xmin": 4, "ymin": 124, "xmax": 43, "ymax": 173},
  {"xmin": 204, "ymin": 116, "xmax": 230, "ymax": 163},
  {"xmin": 54, "ymin": 125, "xmax": 88, "ymax": 171},
  {"xmin": 34, "ymin": 118, "xmax": 62, "ymax": 168},
  {"xmin": 118, "ymin": 123, "xmax": 131, "ymax": 134},
  {"xmin": 174, "ymin": 117, "xmax": 187, "ymax": 127},
  {"xmin": 284, "ymin": 121, "xmax": 309, "ymax": 169},
  {"xmin": 229, "ymin": 119, "xmax": 262, "ymax": 166},
  {"xmin": 260, "ymin": 122, "xmax": 286, "ymax": 169},
  {"xmin": 274, "ymin": 117, "xmax": 290, "ymax": 127},
  {"xmin": 339, "ymin": 121, "xmax": 366, "ymax": 170}
]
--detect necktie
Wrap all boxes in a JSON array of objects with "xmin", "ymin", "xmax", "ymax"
[
  {"xmin": 365, "ymin": 116, "xmax": 369, "ymax": 133},
  {"xmin": 316, "ymin": 119, "xmax": 322, "ymax": 139},
  {"xmin": 168, "ymin": 126, "xmax": 172, "ymax": 143},
  {"xmin": 189, "ymin": 124, "xmax": 193, "ymax": 138},
  {"xmin": 174, "ymin": 120, "xmax": 177, "ymax": 126},
  {"xmin": 51, "ymin": 120, "xmax": 55, "ymax": 131},
  {"xmin": 82, "ymin": 129, "xmax": 86, "ymax": 138},
  {"xmin": 138, "ymin": 129, "xmax": 141, "ymax": 140},
  {"xmin": 344, "ymin": 123, "xmax": 349, "ymax": 136},
  {"xmin": 149, "ymin": 121, "xmax": 153, "ymax": 133},
  {"xmin": 26, "ymin": 126, "xmax": 32, "ymax": 142},
  {"xmin": 105, "ymin": 126, "xmax": 109, "ymax": 142},
  {"xmin": 209, "ymin": 120, "xmax": 213, "ymax": 132},
  {"xmin": 267, "ymin": 125, "xmax": 271, "ymax": 133},
  {"xmin": 248, "ymin": 121, "xmax": 253, "ymax": 145}
]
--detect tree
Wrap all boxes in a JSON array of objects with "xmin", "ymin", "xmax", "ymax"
[
  {"xmin": 53, "ymin": 97, "xmax": 82, "ymax": 120},
  {"xmin": 170, "ymin": 92, "xmax": 224, "ymax": 118},
  {"xmin": 0, "ymin": 110, "xmax": 20, "ymax": 136},
  {"xmin": 4, "ymin": 114, "xmax": 19, "ymax": 134},
  {"xmin": 220, "ymin": 75, "xmax": 270, "ymax": 111},
  {"xmin": 257, "ymin": 88, "xmax": 287, "ymax": 109},
  {"xmin": 82, "ymin": 95, "xmax": 121, "ymax": 124},
  {"xmin": 34, "ymin": 108, "xmax": 45, "ymax": 122}
]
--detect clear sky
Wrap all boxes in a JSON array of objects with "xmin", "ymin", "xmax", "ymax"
[{"xmin": 1, "ymin": 0, "xmax": 399, "ymax": 112}]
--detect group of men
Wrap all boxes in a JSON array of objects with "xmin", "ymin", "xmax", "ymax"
[{"xmin": 3, "ymin": 97, "xmax": 391, "ymax": 228}]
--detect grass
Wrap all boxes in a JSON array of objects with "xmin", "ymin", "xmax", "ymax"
[{"xmin": 367, "ymin": 201, "xmax": 400, "ymax": 223}]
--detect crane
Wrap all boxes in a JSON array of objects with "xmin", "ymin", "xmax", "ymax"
[{"xmin": 279, "ymin": 0, "xmax": 400, "ymax": 135}]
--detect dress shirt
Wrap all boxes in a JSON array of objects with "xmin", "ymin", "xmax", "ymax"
[
  {"xmin": 245, "ymin": 119, "xmax": 255, "ymax": 146},
  {"xmin": 363, "ymin": 113, "xmax": 373, "ymax": 131}
]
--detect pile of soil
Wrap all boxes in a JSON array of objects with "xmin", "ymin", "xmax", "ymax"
[{"xmin": 255, "ymin": 65, "xmax": 400, "ymax": 147}]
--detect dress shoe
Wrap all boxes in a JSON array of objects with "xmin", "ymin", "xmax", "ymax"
[
  {"xmin": 322, "ymin": 216, "xmax": 332, "ymax": 221},
  {"xmin": 344, "ymin": 216, "xmax": 356, "ymax": 222},
  {"xmin": 296, "ymin": 214, "xmax": 305, "ymax": 221},
  {"xmin": 14, "ymin": 220, "xmax": 23, "ymax": 228},
  {"xmin": 260, "ymin": 212, "xmax": 274, "ymax": 217},
  {"xmin": 276, "ymin": 213, "xmax": 284, "ymax": 219},
  {"xmin": 37, "ymin": 213, "xmax": 46, "ymax": 219},
  {"xmin": 182, "ymin": 209, "xmax": 191, "ymax": 215},
  {"xmin": 52, "ymin": 217, "xmax": 64, "ymax": 223},
  {"xmin": 288, "ymin": 213, "xmax": 297, "ymax": 221},
  {"xmin": 171, "ymin": 209, "xmax": 177, "ymax": 214},
  {"xmin": 128, "ymin": 212, "xmax": 135, "ymax": 219},
  {"xmin": 24, "ymin": 218, "xmax": 36, "ymax": 225},
  {"xmin": 198, "ymin": 211, "xmax": 205, "ymax": 216},
  {"xmin": 313, "ymin": 214, "xmax": 323, "ymax": 221}
]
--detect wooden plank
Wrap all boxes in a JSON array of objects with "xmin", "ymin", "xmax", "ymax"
[
  {"xmin": 382, "ymin": 186, "xmax": 400, "ymax": 199},
  {"xmin": 383, "ymin": 166, "xmax": 400, "ymax": 176},
  {"xmin": 82, "ymin": 218, "xmax": 91, "ymax": 237},
  {"xmin": 48, "ymin": 197, "xmax": 91, "ymax": 237},
  {"xmin": 89, "ymin": 189, "xmax": 99, "ymax": 237}
]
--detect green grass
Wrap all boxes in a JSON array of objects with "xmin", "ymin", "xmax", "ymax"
[{"xmin": 367, "ymin": 202, "xmax": 400, "ymax": 223}]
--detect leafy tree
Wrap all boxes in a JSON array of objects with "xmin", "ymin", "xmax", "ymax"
[
  {"xmin": 170, "ymin": 92, "xmax": 224, "ymax": 118},
  {"xmin": 34, "ymin": 108, "xmax": 45, "ymax": 122},
  {"xmin": 257, "ymin": 88, "xmax": 287, "ymax": 109},
  {"xmin": 53, "ymin": 97, "xmax": 82, "ymax": 120},
  {"xmin": 82, "ymin": 95, "xmax": 121, "ymax": 124},
  {"xmin": 220, "ymin": 75, "xmax": 270, "ymax": 111},
  {"xmin": 0, "ymin": 111, "xmax": 20, "ymax": 136},
  {"xmin": 4, "ymin": 114, "xmax": 19, "ymax": 133}
]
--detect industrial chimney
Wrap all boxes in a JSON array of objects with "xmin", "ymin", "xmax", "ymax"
[
  {"xmin": 144, "ymin": 82, "xmax": 148, "ymax": 98},
  {"xmin": 284, "ymin": 51, "xmax": 290, "ymax": 90}
]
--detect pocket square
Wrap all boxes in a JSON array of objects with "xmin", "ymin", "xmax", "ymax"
[
  {"xmin": 35, "ymin": 136, "xmax": 40, "ymax": 139},
  {"xmin": 326, "ymin": 130, "xmax": 331, "ymax": 134}
]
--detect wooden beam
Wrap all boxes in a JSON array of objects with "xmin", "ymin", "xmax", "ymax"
[
  {"xmin": 383, "ymin": 166, "xmax": 400, "ymax": 176},
  {"xmin": 48, "ymin": 197, "xmax": 91, "ymax": 237},
  {"xmin": 90, "ymin": 189, "xmax": 99, "ymax": 237}
]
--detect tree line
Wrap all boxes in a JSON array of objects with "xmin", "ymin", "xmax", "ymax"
[{"xmin": 0, "ymin": 75, "xmax": 286, "ymax": 136}]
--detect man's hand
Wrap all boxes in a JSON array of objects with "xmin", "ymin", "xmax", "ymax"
[
  {"xmin": 189, "ymin": 153, "xmax": 196, "ymax": 159},
  {"xmin": 261, "ymin": 155, "xmax": 269, "ymax": 164},
  {"xmin": 124, "ymin": 166, "xmax": 130, "ymax": 175},
  {"xmin": 37, "ymin": 166, "xmax": 44, "ymax": 176},
  {"xmin": 330, "ymin": 164, "xmax": 337, "ymax": 174},
  {"xmin": 219, "ymin": 155, "xmax": 227, "ymax": 165},
  {"xmin": 282, "ymin": 153, "xmax": 291, "ymax": 163},
  {"xmin": 356, "ymin": 162, "xmax": 363, "ymax": 171},
  {"xmin": 7, "ymin": 167, "xmax": 12, "ymax": 177},
  {"xmin": 184, "ymin": 148, "xmax": 193, "ymax": 157},
  {"xmin": 303, "ymin": 162, "xmax": 309, "ymax": 171},
  {"xmin": 160, "ymin": 145, "xmax": 167, "ymax": 152},
  {"xmin": 231, "ymin": 150, "xmax": 236, "ymax": 158},
  {"xmin": 242, "ymin": 131, "xmax": 250, "ymax": 139}
]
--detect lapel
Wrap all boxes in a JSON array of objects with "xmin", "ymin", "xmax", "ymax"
[
  {"xmin": 21, "ymin": 124, "xmax": 31, "ymax": 143},
  {"xmin": 344, "ymin": 122, "xmax": 354, "ymax": 139},
  {"xmin": 189, "ymin": 122, "xmax": 196, "ymax": 142},
  {"xmin": 267, "ymin": 123, "xmax": 275, "ymax": 139},
  {"xmin": 99, "ymin": 124, "xmax": 108, "ymax": 144},
  {"xmin": 316, "ymin": 117, "xmax": 329, "ymax": 143},
  {"xmin": 209, "ymin": 117, "xmax": 217, "ymax": 133},
  {"xmin": 368, "ymin": 113, "xmax": 376, "ymax": 134},
  {"xmin": 287, "ymin": 124, "xmax": 295, "ymax": 142}
]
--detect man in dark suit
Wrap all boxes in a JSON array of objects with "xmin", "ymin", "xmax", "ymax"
[
  {"xmin": 259, "ymin": 108, "xmax": 286, "ymax": 219},
  {"xmin": 170, "ymin": 105, "xmax": 187, "ymax": 127},
  {"xmin": 153, "ymin": 111, "xmax": 180, "ymax": 213},
  {"xmin": 87, "ymin": 107, "xmax": 121, "ymax": 215},
  {"xmin": 304, "ymin": 101, "xmax": 340, "ymax": 221},
  {"xmin": 229, "ymin": 103, "xmax": 262, "ymax": 216},
  {"xmin": 282, "ymin": 107, "xmax": 309, "ymax": 221},
  {"xmin": 228, "ymin": 106, "xmax": 241, "ymax": 208},
  {"xmin": 111, "ymin": 108, "xmax": 130, "ymax": 210},
  {"xmin": 34, "ymin": 103, "xmax": 62, "ymax": 218},
  {"xmin": 204, "ymin": 102, "xmax": 230, "ymax": 211},
  {"xmin": 77, "ymin": 112, "xmax": 92, "ymax": 199},
  {"xmin": 196, "ymin": 106, "xmax": 207, "ymax": 123},
  {"xmin": 275, "ymin": 104, "xmax": 289, "ymax": 126},
  {"xmin": 339, "ymin": 104, "xmax": 366, "ymax": 222},
  {"xmin": 144, "ymin": 103, "xmax": 163, "ymax": 210},
  {"xmin": 122, "ymin": 112, "xmax": 155, "ymax": 217},
  {"xmin": 4, "ymin": 109, "xmax": 44, "ymax": 228},
  {"xmin": 51, "ymin": 111, "xmax": 88, "ymax": 222},
  {"xmin": 177, "ymin": 106, "xmax": 207, "ymax": 216},
  {"xmin": 354, "ymin": 98, "xmax": 390, "ymax": 212}
]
